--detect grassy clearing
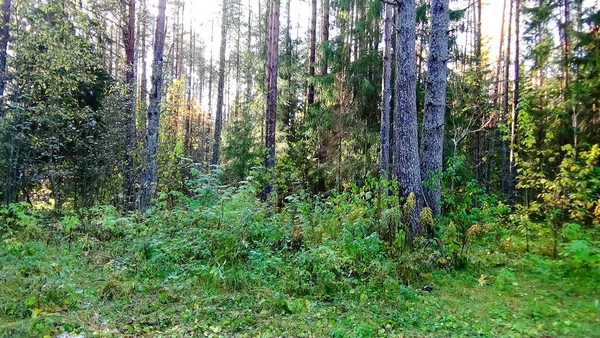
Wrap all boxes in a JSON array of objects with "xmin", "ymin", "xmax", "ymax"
[{"xmin": 1, "ymin": 234, "xmax": 598, "ymax": 337}]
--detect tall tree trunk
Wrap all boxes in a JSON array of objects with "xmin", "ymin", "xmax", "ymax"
[
  {"xmin": 509, "ymin": 0, "xmax": 520, "ymax": 197},
  {"xmin": 0, "ymin": 0, "xmax": 11, "ymax": 116},
  {"xmin": 123, "ymin": 0, "xmax": 137, "ymax": 209},
  {"xmin": 264, "ymin": 0, "xmax": 280, "ymax": 198},
  {"xmin": 421, "ymin": 0, "xmax": 449, "ymax": 218},
  {"xmin": 245, "ymin": 2, "xmax": 253, "ymax": 104},
  {"xmin": 211, "ymin": 0, "xmax": 228, "ymax": 166},
  {"xmin": 380, "ymin": 2, "xmax": 393, "ymax": 174},
  {"xmin": 208, "ymin": 19, "xmax": 214, "ymax": 114},
  {"xmin": 320, "ymin": 0, "xmax": 329, "ymax": 76},
  {"xmin": 394, "ymin": 0, "xmax": 423, "ymax": 238},
  {"xmin": 140, "ymin": 0, "xmax": 167, "ymax": 209},
  {"xmin": 307, "ymin": 0, "xmax": 316, "ymax": 106},
  {"xmin": 140, "ymin": 0, "xmax": 148, "ymax": 103},
  {"xmin": 502, "ymin": 0, "xmax": 513, "ymax": 196}
]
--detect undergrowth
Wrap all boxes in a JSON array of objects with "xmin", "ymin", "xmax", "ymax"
[{"xmin": 1, "ymin": 172, "xmax": 599, "ymax": 337}]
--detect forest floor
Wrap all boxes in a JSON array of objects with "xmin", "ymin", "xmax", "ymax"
[{"xmin": 1, "ymin": 234, "xmax": 599, "ymax": 338}]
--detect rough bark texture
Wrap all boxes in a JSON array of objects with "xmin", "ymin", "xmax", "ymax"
[
  {"xmin": 140, "ymin": 0, "xmax": 167, "ymax": 209},
  {"xmin": 380, "ymin": 3, "xmax": 393, "ymax": 174},
  {"xmin": 307, "ymin": 0, "xmax": 316, "ymax": 106},
  {"xmin": 123, "ymin": 0, "xmax": 137, "ymax": 209},
  {"xmin": 264, "ymin": 0, "xmax": 280, "ymax": 198},
  {"xmin": 0, "ymin": 0, "xmax": 11, "ymax": 116},
  {"xmin": 211, "ymin": 0, "xmax": 227, "ymax": 166},
  {"xmin": 421, "ymin": 0, "xmax": 449, "ymax": 217},
  {"xmin": 393, "ymin": 0, "xmax": 423, "ymax": 238}
]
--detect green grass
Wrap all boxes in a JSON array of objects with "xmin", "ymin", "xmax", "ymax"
[{"xmin": 1, "ymin": 235, "xmax": 599, "ymax": 337}]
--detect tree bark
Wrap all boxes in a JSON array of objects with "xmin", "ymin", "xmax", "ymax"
[
  {"xmin": 264, "ymin": 0, "xmax": 280, "ymax": 198},
  {"xmin": 0, "ymin": 0, "xmax": 11, "ymax": 116},
  {"xmin": 212, "ymin": 0, "xmax": 228, "ymax": 166},
  {"xmin": 509, "ymin": 0, "xmax": 520, "ymax": 197},
  {"xmin": 140, "ymin": 0, "xmax": 148, "ymax": 104},
  {"xmin": 502, "ymin": 0, "xmax": 513, "ymax": 196},
  {"xmin": 320, "ymin": 0, "xmax": 329, "ymax": 76},
  {"xmin": 123, "ymin": 0, "xmax": 137, "ymax": 209},
  {"xmin": 380, "ymin": 2, "xmax": 393, "ymax": 174},
  {"xmin": 394, "ymin": 0, "xmax": 423, "ymax": 238},
  {"xmin": 140, "ymin": 0, "xmax": 167, "ymax": 209},
  {"xmin": 307, "ymin": 0, "xmax": 316, "ymax": 106},
  {"xmin": 421, "ymin": 0, "xmax": 449, "ymax": 218}
]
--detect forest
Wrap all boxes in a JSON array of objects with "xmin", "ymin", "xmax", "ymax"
[{"xmin": 0, "ymin": 0, "xmax": 599, "ymax": 336}]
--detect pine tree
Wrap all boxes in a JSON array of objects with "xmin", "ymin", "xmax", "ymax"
[
  {"xmin": 380, "ymin": 2, "xmax": 393, "ymax": 175},
  {"xmin": 0, "ymin": 0, "xmax": 11, "ymax": 117},
  {"xmin": 264, "ymin": 0, "xmax": 280, "ymax": 198},
  {"xmin": 394, "ymin": 0, "xmax": 423, "ymax": 238},
  {"xmin": 123, "ymin": 0, "xmax": 137, "ymax": 209},
  {"xmin": 212, "ymin": 0, "xmax": 228, "ymax": 166},
  {"xmin": 141, "ymin": 0, "xmax": 168, "ymax": 209},
  {"xmin": 421, "ymin": 0, "xmax": 450, "ymax": 217}
]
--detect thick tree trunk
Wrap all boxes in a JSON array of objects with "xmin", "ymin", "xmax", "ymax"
[
  {"xmin": 307, "ymin": 0, "xmax": 316, "ymax": 106},
  {"xmin": 0, "ymin": 0, "xmax": 11, "ymax": 116},
  {"xmin": 123, "ymin": 0, "xmax": 137, "ymax": 209},
  {"xmin": 212, "ymin": 0, "xmax": 228, "ymax": 166},
  {"xmin": 380, "ymin": 3, "xmax": 393, "ymax": 174},
  {"xmin": 394, "ymin": 0, "xmax": 423, "ymax": 238},
  {"xmin": 264, "ymin": 0, "xmax": 280, "ymax": 198},
  {"xmin": 140, "ymin": 0, "xmax": 167, "ymax": 209},
  {"xmin": 421, "ymin": 0, "xmax": 449, "ymax": 218}
]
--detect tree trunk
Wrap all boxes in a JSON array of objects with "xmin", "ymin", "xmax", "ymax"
[
  {"xmin": 394, "ymin": 0, "xmax": 423, "ymax": 238},
  {"xmin": 509, "ymin": 0, "xmax": 520, "ymax": 197},
  {"xmin": 208, "ymin": 19, "xmax": 214, "ymax": 114},
  {"xmin": 212, "ymin": 0, "xmax": 228, "ymax": 166},
  {"xmin": 140, "ymin": 0, "xmax": 167, "ymax": 209},
  {"xmin": 307, "ymin": 0, "xmax": 316, "ymax": 106},
  {"xmin": 421, "ymin": 0, "xmax": 449, "ymax": 218},
  {"xmin": 320, "ymin": 0, "xmax": 329, "ymax": 76},
  {"xmin": 380, "ymin": 2, "xmax": 393, "ymax": 174},
  {"xmin": 264, "ymin": 0, "xmax": 280, "ymax": 198},
  {"xmin": 502, "ymin": 0, "xmax": 513, "ymax": 196},
  {"xmin": 140, "ymin": 0, "xmax": 148, "ymax": 104},
  {"xmin": 0, "ymin": 0, "xmax": 11, "ymax": 116},
  {"xmin": 123, "ymin": 0, "xmax": 137, "ymax": 209}
]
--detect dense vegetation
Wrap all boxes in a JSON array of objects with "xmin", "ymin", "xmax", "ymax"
[{"xmin": 1, "ymin": 0, "xmax": 599, "ymax": 337}]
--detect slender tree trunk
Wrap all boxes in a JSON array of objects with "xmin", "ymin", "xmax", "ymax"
[
  {"xmin": 245, "ymin": 2, "xmax": 253, "ymax": 104},
  {"xmin": 380, "ymin": 3, "xmax": 393, "ymax": 174},
  {"xmin": 502, "ymin": 0, "xmax": 513, "ymax": 196},
  {"xmin": 0, "ymin": 0, "xmax": 11, "ymax": 116},
  {"xmin": 320, "ymin": 0, "xmax": 329, "ymax": 76},
  {"xmin": 140, "ymin": 0, "xmax": 167, "ymax": 209},
  {"xmin": 140, "ymin": 0, "xmax": 148, "ymax": 104},
  {"xmin": 212, "ymin": 0, "xmax": 228, "ymax": 166},
  {"xmin": 493, "ymin": 0, "xmax": 507, "ymax": 105},
  {"xmin": 264, "ymin": 0, "xmax": 280, "ymax": 198},
  {"xmin": 394, "ymin": 0, "xmax": 423, "ymax": 238},
  {"xmin": 208, "ymin": 19, "xmax": 214, "ymax": 114},
  {"xmin": 421, "ymin": 0, "xmax": 449, "ymax": 218},
  {"xmin": 509, "ymin": 0, "xmax": 520, "ymax": 196},
  {"xmin": 123, "ymin": 0, "xmax": 137, "ymax": 209},
  {"xmin": 307, "ymin": 0, "xmax": 316, "ymax": 106}
]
